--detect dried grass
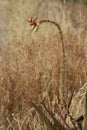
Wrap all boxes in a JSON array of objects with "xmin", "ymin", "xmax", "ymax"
[{"xmin": 0, "ymin": 0, "xmax": 87, "ymax": 129}]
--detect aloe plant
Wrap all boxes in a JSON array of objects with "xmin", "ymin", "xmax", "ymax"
[
  {"xmin": 27, "ymin": 18, "xmax": 87, "ymax": 130},
  {"xmin": 29, "ymin": 88, "xmax": 87, "ymax": 130}
]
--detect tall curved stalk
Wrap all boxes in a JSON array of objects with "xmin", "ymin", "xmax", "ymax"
[{"xmin": 38, "ymin": 20, "xmax": 66, "ymax": 107}]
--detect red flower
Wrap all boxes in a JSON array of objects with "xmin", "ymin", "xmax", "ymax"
[
  {"xmin": 27, "ymin": 17, "xmax": 38, "ymax": 29},
  {"xmin": 27, "ymin": 17, "xmax": 32, "ymax": 23}
]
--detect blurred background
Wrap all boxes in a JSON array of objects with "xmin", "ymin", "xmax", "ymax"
[{"xmin": 0, "ymin": 0, "xmax": 87, "ymax": 129}]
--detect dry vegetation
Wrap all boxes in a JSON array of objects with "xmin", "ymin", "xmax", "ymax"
[{"xmin": 0, "ymin": 0, "xmax": 87, "ymax": 129}]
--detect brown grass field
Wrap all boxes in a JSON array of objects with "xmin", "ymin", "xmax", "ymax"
[{"xmin": 0, "ymin": 0, "xmax": 87, "ymax": 129}]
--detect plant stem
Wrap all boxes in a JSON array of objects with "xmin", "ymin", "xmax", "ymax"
[{"xmin": 39, "ymin": 20, "xmax": 66, "ymax": 107}]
